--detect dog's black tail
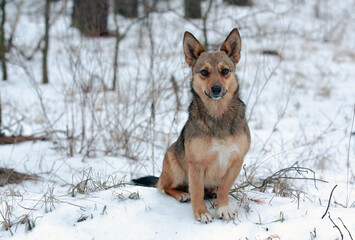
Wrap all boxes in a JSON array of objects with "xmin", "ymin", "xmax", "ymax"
[{"xmin": 131, "ymin": 176, "xmax": 159, "ymax": 188}]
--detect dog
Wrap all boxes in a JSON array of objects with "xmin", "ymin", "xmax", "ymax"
[{"xmin": 133, "ymin": 28, "xmax": 250, "ymax": 223}]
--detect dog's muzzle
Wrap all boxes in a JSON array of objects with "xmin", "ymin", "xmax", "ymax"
[{"xmin": 205, "ymin": 85, "xmax": 226, "ymax": 99}]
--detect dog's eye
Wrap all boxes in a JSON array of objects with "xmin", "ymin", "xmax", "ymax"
[
  {"xmin": 200, "ymin": 70, "xmax": 209, "ymax": 76},
  {"xmin": 221, "ymin": 68, "xmax": 229, "ymax": 75}
]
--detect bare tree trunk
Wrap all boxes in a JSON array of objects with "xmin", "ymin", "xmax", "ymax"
[
  {"xmin": 0, "ymin": 93, "xmax": 3, "ymax": 137},
  {"xmin": 72, "ymin": 0, "xmax": 109, "ymax": 36},
  {"xmin": 143, "ymin": 0, "xmax": 158, "ymax": 16},
  {"xmin": 42, "ymin": 0, "xmax": 50, "ymax": 84},
  {"xmin": 0, "ymin": 0, "xmax": 7, "ymax": 81},
  {"xmin": 146, "ymin": 16, "xmax": 156, "ymax": 175},
  {"xmin": 112, "ymin": 15, "xmax": 120, "ymax": 91},
  {"xmin": 112, "ymin": 36, "xmax": 119, "ymax": 91},
  {"xmin": 224, "ymin": 0, "xmax": 253, "ymax": 6},
  {"xmin": 184, "ymin": 0, "xmax": 201, "ymax": 19},
  {"xmin": 111, "ymin": 12, "xmax": 136, "ymax": 90},
  {"xmin": 202, "ymin": 0, "xmax": 213, "ymax": 50},
  {"xmin": 114, "ymin": 0, "xmax": 138, "ymax": 18}
]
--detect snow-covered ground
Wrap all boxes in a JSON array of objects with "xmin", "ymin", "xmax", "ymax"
[{"xmin": 1, "ymin": 0, "xmax": 354, "ymax": 239}]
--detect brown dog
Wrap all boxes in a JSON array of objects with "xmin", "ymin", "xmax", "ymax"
[{"xmin": 133, "ymin": 29, "xmax": 250, "ymax": 223}]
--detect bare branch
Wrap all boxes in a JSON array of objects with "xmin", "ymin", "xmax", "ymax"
[
  {"xmin": 346, "ymin": 105, "xmax": 355, "ymax": 207},
  {"xmin": 338, "ymin": 217, "xmax": 353, "ymax": 240},
  {"xmin": 328, "ymin": 212, "xmax": 343, "ymax": 240},
  {"xmin": 321, "ymin": 185, "xmax": 337, "ymax": 219},
  {"xmin": 244, "ymin": 164, "xmax": 327, "ymax": 195}
]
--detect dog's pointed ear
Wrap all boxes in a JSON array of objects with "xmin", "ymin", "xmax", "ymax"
[
  {"xmin": 183, "ymin": 31, "xmax": 205, "ymax": 68},
  {"xmin": 220, "ymin": 28, "xmax": 242, "ymax": 64}
]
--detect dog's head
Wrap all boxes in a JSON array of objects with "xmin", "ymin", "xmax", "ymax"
[{"xmin": 183, "ymin": 29, "xmax": 241, "ymax": 101}]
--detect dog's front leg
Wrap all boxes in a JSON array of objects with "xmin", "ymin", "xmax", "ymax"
[
  {"xmin": 188, "ymin": 163, "xmax": 212, "ymax": 223},
  {"xmin": 216, "ymin": 157, "xmax": 243, "ymax": 221}
]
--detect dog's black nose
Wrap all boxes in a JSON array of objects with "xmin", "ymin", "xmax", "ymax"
[{"xmin": 211, "ymin": 85, "xmax": 222, "ymax": 96}]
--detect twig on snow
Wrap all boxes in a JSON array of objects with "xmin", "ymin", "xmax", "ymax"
[
  {"xmin": 244, "ymin": 164, "xmax": 327, "ymax": 192},
  {"xmin": 338, "ymin": 217, "xmax": 353, "ymax": 240},
  {"xmin": 328, "ymin": 212, "xmax": 343, "ymax": 240},
  {"xmin": 321, "ymin": 185, "xmax": 337, "ymax": 219}
]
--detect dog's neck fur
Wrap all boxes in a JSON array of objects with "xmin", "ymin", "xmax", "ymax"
[{"xmin": 189, "ymin": 85, "xmax": 246, "ymax": 137}]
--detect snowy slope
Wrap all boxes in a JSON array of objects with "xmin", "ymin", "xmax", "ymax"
[{"xmin": 1, "ymin": 179, "xmax": 354, "ymax": 240}]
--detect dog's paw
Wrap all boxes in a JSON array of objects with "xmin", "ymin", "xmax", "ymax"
[
  {"xmin": 216, "ymin": 205, "xmax": 235, "ymax": 221},
  {"xmin": 179, "ymin": 192, "xmax": 191, "ymax": 202},
  {"xmin": 197, "ymin": 212, "xmax": 213, "ymax": 224}
]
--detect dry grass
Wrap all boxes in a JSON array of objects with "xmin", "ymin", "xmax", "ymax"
[
  {"xmin": 243, "ymin": 164, "xmax": 327, "ymax": 197},
  {"xmin": 0, "ymin": 168, "xmax": 38, "ymax": 187},
  {"xmin": 69, "ymin": 168, "xmax": 126, "ymax": 197},
  {"xmin": 0, "ymin": 168, "xmax": 132, "ymax": 235}
]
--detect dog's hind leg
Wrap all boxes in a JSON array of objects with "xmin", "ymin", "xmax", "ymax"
[
  {"xmin": 157, "ymin": 150, "xmax": 189, "ymax": 202},
  {"xmin": 164, "ymin": 187, "xmax": 190, "ymax": 202},
  {"xmin": 158, "ymin": 176, "xmax": 190, "ymax": 202}
]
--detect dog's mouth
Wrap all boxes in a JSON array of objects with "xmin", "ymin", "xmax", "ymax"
[{"xmin": 204, "ymin": 90, "xmax": 227, "ymax": 100}]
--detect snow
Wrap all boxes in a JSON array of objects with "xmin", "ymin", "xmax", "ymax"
[
  {"xmin": 1, "ymin": 0, "xmax": 355, "ymax": 239},
  {"xmin": 4, "ymin": 184, "xmax": 355, "ymax": 240}
]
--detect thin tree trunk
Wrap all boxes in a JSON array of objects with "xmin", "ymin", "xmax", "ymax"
[
  {"xmin": 184, "ymin": 0, "xmax": 201, "ymax": 19},
  {"xmin": 0, "ymin": 93, "xmax": 3, "ymax": 136},
  {"xmin": 112, "ymin": 32, "xmax": 119, "ymax": 91},
  {"xmin": 202, "ymin": 0, "xmax": 213, "ymax": 50},
  {"xmin": 224, "ymin": 0, "xmax": 253, "ymax": 6},
  {"xmin": 72, "ymin": 0, "xmax": 109, "ymax": 36},
  {"xmin": 115, "ymin": 0, "xmax": 138, "ymax": 18},
  {"xmin": 146, "ymin": 17, "xmax": 156, "ymax": 175},
  {"xmin": 0, "ymin": 0, "xmax": 7, "ymax": 81},
  {"xmin": 112, "ymin": 15, "xmax": 120, "ymax": 91},
  {"xmin": 143, "ymin": 0, "xmax": 158, "ymax": 16},
  {"xmin": 42, "ymin": 0, "xmax": 50, "ymax": 84}
]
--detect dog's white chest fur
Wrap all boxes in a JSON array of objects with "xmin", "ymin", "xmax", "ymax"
[{"xmin": 210, "ymin": 138, "xmax": 240, "ymax": 168}]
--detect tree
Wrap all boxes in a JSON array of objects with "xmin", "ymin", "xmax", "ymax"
[
  {"xmin": 42, "ymin": 0, "xmax": 50, "ymax": 84},
  {"xmin": 184, "ymin": 0, "xmax": 201, "ymax": 19},
  {"xmin": 1, "ymin": 0, "xmax": 24, "ymax": 81},
  {"xmin": 114, "ymin": 0, "xmax": 138, "ymax": 18},
  {"xmin": 142, "ymin": 0, "xmax": 158, "ymax": 16},
  {"xmin": 0, "ymin": 93, "xmax": 3, "ymax": 136},
  {"xmin": 72, "ymin": 0, "xmax": 109, "ymax": 36},
  {"xmin": 0, "ymin": 0, "xmax": 7, "ymax": 81},
  {"xmin": 224, "ymin": 0, "xmax": 253, "ymax": 7}
]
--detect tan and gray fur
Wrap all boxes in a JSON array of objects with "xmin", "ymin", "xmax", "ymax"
[{"xmin": 155, "ymin": 28, "xmax": 250, "ymax": 223}]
